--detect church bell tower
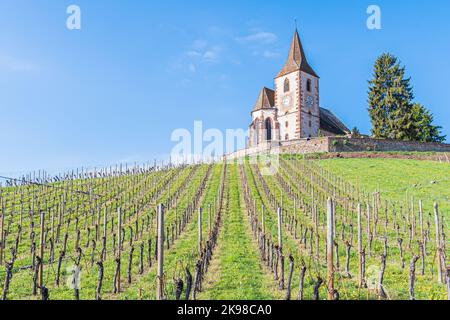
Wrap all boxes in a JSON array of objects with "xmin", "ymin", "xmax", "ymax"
[{"xmin": 274, "ymin": 29, "xmax": 320, "ymax": 140}]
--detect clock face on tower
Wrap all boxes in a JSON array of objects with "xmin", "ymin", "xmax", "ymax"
[
  {"xmin": 282, "ymin": 95, "xmax": 291, "ymax": 111},
  {"xmin": 306, "ymin": 95, "xmax": 313, "ymax": 107}
]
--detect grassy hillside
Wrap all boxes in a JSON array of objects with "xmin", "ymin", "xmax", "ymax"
[
  {"xmin": 0, "ymin": 156, "xmax": 448, "ymax": 300},
  {"xmin": 318, "ymin": 158, "xmax": 450, "ymax": 218}
]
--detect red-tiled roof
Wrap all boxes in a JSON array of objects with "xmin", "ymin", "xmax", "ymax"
[
  {"xmin": 252, "ymin": 87, "xmax": 275, "ymax": 112},
  {"xmin": 319, "ymin": 107, "xmax": 350, "ymax": 135},
  {"xmin": 276, "ymin": 29, "xmax": 318, "ymax": 78}
]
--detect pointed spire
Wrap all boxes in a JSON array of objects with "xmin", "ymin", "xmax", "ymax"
[
  {"xmin": 276, "ymin": 29, "xmax": 318, "ymax": 78},
  {"xmin": 253, "ymin": 87, "xmax": 275, "ymax": 112}
]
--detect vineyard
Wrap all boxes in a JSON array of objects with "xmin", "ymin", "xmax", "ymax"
[{"xmin": 0, "ymin": 155, "xmax": 448, "ymax": 300}]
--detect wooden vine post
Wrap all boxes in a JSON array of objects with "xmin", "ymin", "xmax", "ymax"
[
  {"xmin": 213, "ymin": 196, "xmax": 216, "ymax": 226},
  {"xmin": 280, "ymin": 191, "xmax": 283, "ymax": 212},
  {"xmin": 419, "ymin": 200, "xmax": 424, "ymax": 242},
  {"xmin": 38, "ymin": 211, "xmax": 45, "ymax": 290},
  {"xmin": 116, "ymin": 207, "xmax": 122, "ymax": 292},
  {"xmin": 411, "ymin": 198, "xmax": 416, "ymax": 238},
  {"xmin": 0, "ymin": 209, "xmax": 3, "ymax": 266},
  {"xmin": 277, "ymin": 207, "xmax": 282, "ymax": 248},
  {"xmin": 366, "ymin": 202, "xmax": 371, "ymax": 256},
  {"xmin": 434, "ymin": 203, "xmax": 443, "ymax": 283},
  {"xmin": 357, "ymin": 203, "xmax": 363, "ymax": 288},
  {"xmin": 198, "ymin": 207, "xmax": 202, "ymax": 254},
  {"xmin": 293, "ymin": 198, "xmax": 297, "ymax": 239},
  {"xmin": 327, "ymin": 198, "xmax": 334, "ymax": 300},
  {"xmin": 447, "ymin": 267, "xmax": 450, "ymax": 300},
  {"xmin": 156, "ymin": 204, "xmax": 164, "ymax": 300},
  {"xmin": 261, "ymin": 204, "xmax": 265, "ymax": 234},
  {"xmin": 103, "ymin": 207, "xmax": 107, "ymax": 238},
  {"xmin": 208, "ymin": 204, "xmax": 212, "ymax": 236},
  {"xmin": 96, "ymin": 206, "xmax": 101, "ymax": 241}
]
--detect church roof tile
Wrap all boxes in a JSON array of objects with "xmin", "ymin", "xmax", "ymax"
[
  {"xmin": 319, "ymin": 107, "xmax": 350, "ymax": 135},
  {"xmin": 252, "ymin": 87, "xmax": 275, "ymax": 112},
  {"xmin": 276, "ymin": 29, "xmax": 318, "ymax": 78}
]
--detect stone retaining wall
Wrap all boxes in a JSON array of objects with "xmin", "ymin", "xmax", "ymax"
[
  {"xmin": 225, "ymin": 137, "xmax": 450, "ymax": 160},
  {"xmin": 328, "ymin": 137, "xmax": 450, "ymax": 153}
]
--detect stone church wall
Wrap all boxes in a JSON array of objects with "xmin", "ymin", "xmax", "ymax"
[
  {"xmin": 226, "ymin": 137, "xmax": 450, "ymax": 160},
  {"xmin": 280, "ymin": 137, "xmax": 329, "ymax": 154}
]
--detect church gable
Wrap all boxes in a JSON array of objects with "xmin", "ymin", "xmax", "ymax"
[{"xmin": 252, "ymin": 87, "xmax": 275, "ymax": 112}]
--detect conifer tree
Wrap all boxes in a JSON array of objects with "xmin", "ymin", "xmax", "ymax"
[
  {"xmin": 368, "ymin": 53, "xmax": 416, "ymax": 140},
  {"xmin": 351, "ymin": 127, "xmax": 361, "ymax": 137},
  {"xmin": 368, "ymin": 53, "xmax": 446, "ymax": 143},
  {"xmin": 411, "ymin": 103, "xmax": 446, "ymax": 143}
]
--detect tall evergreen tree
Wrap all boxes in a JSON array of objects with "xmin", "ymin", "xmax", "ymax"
[
  {"xmin": 411, "ymin": 103, "xmax": 446, "ymax": 143},
  {"xmin": 368, "ymin": 53, "xmax": 446, "ymax": 143},
  {"xmin": 368, "ymin": 53, "xmax": 416, "ymax": 140}
]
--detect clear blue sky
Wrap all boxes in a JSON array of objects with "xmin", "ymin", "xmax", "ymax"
[{"xmin": 1, "ymin": 0, "xmax": 449, "ymax": 175}]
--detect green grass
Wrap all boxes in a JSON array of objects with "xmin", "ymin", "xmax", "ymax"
[
  {"xmin": 114, "ymin": 164, "xmax": 224, "ymax": 300},
  {"xmin": 242, "ymin": 161, "xmax": 331, "ymax": 300},
  {"xmin": 315, "ymin": 157, "xmax": 449, "ymax": 300},
  {"xmin": 198, "ymin": 164, "xmax": 281, "ymax": 300},
  {"xmin": 318, "ymin": 158, "xmax": 450, "ymax": 217}
]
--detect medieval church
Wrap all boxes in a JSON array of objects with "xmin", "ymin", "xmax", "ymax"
[{"xmin": 248, "ymin": 29, "xmax": 349, "ymax": 147}]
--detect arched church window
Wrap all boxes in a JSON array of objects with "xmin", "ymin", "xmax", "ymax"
[
  {"xmin": 285, "ymin": 134, "xmax": 289, "ymax": 141},
  {"xmin": 306, "ymin": 79, "xmax": 312, "ymax": 92},
  {"xmin": 265, "ymin": 118, "xmax": 272, "ymax": 141},
  {"xmin": 284, "ymin": 78, "xmax": 290, "ymax": 92}
]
